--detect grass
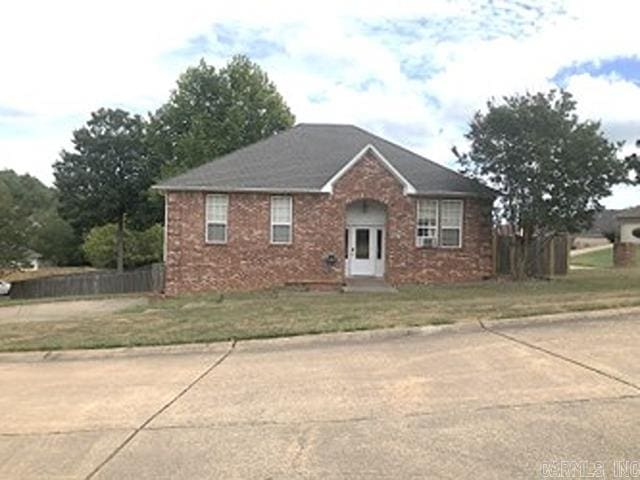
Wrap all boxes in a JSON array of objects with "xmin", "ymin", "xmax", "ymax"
[
  {"xmin": 571, "ymin": 245, "xmax": 614, "ymax": 268},
  {"xmin": 570, "ymin": 244, "xmax": 640, "ymax": 269},
  {"xmin": 1, "ymin": 267, "xmax": 639, "ymax": 352}
]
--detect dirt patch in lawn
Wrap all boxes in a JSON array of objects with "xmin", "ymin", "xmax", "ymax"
[{"xmin": 0, "ymin": 297, "xmax": 148, "ymax": 325}]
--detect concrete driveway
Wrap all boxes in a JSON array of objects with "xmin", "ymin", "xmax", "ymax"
[{"xmin": 0, "ymin": 311, "xmax": 638, "ymax": 479}]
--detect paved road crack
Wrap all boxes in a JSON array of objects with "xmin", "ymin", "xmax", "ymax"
[
  {"xmin": 290, "ymin": 426, "xmax": 311, "ymax": 472},
  {"xmin": 479, "ymin": 320, "xmax": 640, "ymax": 392},
  {"xmin": 84, "ymin": 339, "xmax": 236, "ymax": 480}
]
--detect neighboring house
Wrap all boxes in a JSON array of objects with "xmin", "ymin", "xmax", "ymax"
[
  {"xmin": 572, "ymin": 209, "xmax": 618, "ymax": 249},
  {"xmin": 574, "ymin": 206, "xmax": 640, "ymax": 248},
  {"xmin": 16, "ymin": 250, "xmax": 42, "ymax": 272},
  {"xmin": 618, "ymin": 206, "xmax": 640, "ymax": 244},
  {"xmin": 155, "ymin": 124, "xmax": 496, "ymax": 295}
]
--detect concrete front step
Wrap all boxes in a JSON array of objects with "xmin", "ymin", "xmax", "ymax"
[{"xmin": 342, "ymin": 276, "xmax": 397, "ymax": 293}]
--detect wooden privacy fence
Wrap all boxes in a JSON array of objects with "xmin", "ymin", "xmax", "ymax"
[
  {"xmin": 9, "ymin": 263, "xmax": 165, "ymax": 300},
  {"xmin": 493, "ymin": 233, "xmax": 569, "ymax": 277}
]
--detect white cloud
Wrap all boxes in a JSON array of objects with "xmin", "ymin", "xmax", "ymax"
[
  {"xmin": 0, "ymin": 0, "xmax": 639, "ymax": 207},
  {"xmin": 566, "ymin": 74, "xmax": 640, "ymax": 136},
  {"xmin": 604, "ymin": 184, "xmax": 640, "ymax": 209}
]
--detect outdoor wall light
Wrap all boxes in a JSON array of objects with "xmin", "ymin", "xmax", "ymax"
[{"xmin": 324, "ymin": 253, "xmax": 338, "ymax": 267}]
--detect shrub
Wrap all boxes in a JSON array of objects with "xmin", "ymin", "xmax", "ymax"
[
  {"xmin": 127, "ymin": 224, "xmax": 164, "ymax": 267},
  {"xmin": 83, "ymin": 223, "xmax": 163, "ymax": 269}
]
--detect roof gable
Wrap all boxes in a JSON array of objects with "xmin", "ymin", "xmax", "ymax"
[
  {"xmin": 154, "ymin": 124, "xmax": 495, "ymax": 198},
  {"xmin": 320, "ymin": 144, "xmax": 417, "ymax": 195}
]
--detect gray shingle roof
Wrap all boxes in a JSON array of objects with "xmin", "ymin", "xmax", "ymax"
[
  {"xmin": 617, "ymin": 206, "xmax": 640, "ymax": 219},
  {"xmin": 155, "ymin": 123, "xmax": 495, "ymax": 197}
]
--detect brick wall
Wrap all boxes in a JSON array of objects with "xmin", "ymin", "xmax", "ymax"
[
  {"xmin": 613, "ymin": 242, "xmax": 637, "ymax": 268},
  {"xmin": 164, "ymin": 152, "xmax": 494, "ymax": 295}
]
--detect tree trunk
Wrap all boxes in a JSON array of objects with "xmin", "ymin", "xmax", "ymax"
[
  {"xmin": 514, "ymin": 227, "xmax": 533, "ymax": 280},
  {"xmin": 116, "ymin": 214, "xmax": 125, "ymax": 273}
]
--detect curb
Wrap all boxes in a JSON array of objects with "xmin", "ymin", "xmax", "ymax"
[
  {"xmin": 1, "ymin": 305, "xmax": 638, "ymax": 363},
  {"xmin": 235, "ymin": 321, "xmax": 480, "ymax": 354},
  {"xmin": 483, "ymin": 306, "xmax": 640, "ymax": 330},
  {"xmin": 0, "ymin": 342, "xmax": 230, "ymax": 363},
  {"xmin": 0, "ymin": 323, "xmax": 477, "ymax": 363}
]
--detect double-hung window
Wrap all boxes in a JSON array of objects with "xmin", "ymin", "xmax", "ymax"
[
  {"xmin": 440, "ymin": 200, "xmax": 463, "ymax": 247},
  {"xmin": 416, "ymin": 199, "xmax": 463, "ymax": 248},
  {"xmin": 205, "ymin": 194, "xmax": 228, "ymax": 243},
  {"xmin": 416, "ymin": 199, "xmax": 438, "ymax": 247},
  {"xmin": 270, "ymin": 196, "xmax": 292, "ymax": 244}
]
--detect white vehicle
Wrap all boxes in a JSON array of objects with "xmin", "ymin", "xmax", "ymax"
[{"xmin": 0, "ymin": 280, "xmax": 11, "ymax": 296}]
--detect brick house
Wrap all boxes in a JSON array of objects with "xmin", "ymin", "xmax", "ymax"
[
  {"xmin": 155, "ymin": 124, "xmax": 496, "ymax": 295},
  {"xmin": 617, "ymin": 206, "xmax": 640, "ymax": 244}
]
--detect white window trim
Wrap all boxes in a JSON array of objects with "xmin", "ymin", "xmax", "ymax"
[
  {"xmin": 416, "ymin": 199, "xmax": 439, "ymax": 247},
  {"xmin": 439, "ymin": 199, "xmax": 463, "ymax": 249},
  {"xmin": 270, "ymin": 195, "xmax": 293, "ymax": 245},
  {"xmin": 415, "ymin": 199, "xmax": 464, "ymax": 248},
  {"xmin": 205, "ymin": 194, "xmax": 228, "ymax": 244}
]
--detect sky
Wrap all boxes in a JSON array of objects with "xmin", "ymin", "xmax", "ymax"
[{"xmin": 0, "ymin": 0, "xmax": 639, "ymax": 208}]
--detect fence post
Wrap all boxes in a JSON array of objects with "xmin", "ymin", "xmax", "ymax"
[
  {"xmin": 492, "ymin": 232, "xmax": 497, "ymax": 276},
  {"xmin": 509, "ymin": 239, "xmax": 516, "ymax": 277},
  {"xmin": 149, "ymin": 263, "xmax": 165, "ymax": 293},
  {"xmin": 548, "ymin": 236, "xmax": 555, "ymax": 277},
  {"xmin": 492, "ymin": 231, "xmax": 569, "ymax": 279}
]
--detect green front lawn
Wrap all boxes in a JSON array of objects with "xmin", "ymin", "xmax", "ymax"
[
  {"xmin": 1, "ymin": 267, "xmax": 639, "ymax": 352},
  {"xmin": 570, "ymin": 244, "xmax": 640, "ymax": 269},
  {"xmin": 571, "ymin": 245, "xmax": 614, "ymax": 268}
]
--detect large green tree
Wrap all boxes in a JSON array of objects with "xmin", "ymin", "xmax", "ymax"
[
  {"xmin": 0, "ymin": 170, "xmax": 81, "ymax": 269},
  {"xmin": 0, "ymin": 179, "xmax": 33, "ymax": 271},
  {"xmin": 625, "ymin": 139, "xmax": 640, "ymax": 181},
  {"xmin": 455, "ymin": 90, "xmax": 638, "ymax": 275},
  {"xmin": 148, "ymin": 55, "xmax": 295, "ymax": 178},
  {"xmin": 54, "ymin": 108, "xmax": 155, "ymax": 272},
  {"xmin": 30, "ymin": 212, "xmax": 83, "ymax": 266},
  {"xmin": 0, "ymin": 169, "xmax": 55, "ymax": 211}
]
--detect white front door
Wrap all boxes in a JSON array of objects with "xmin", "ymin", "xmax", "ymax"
[{"xmin": 348, "ymin": 227, "xmax": 382, "ymax": 276}]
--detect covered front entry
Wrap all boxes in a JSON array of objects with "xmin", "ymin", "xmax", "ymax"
[{"xmin": 345, "ymin": 200, "xmax": 386, "ymax": 277}]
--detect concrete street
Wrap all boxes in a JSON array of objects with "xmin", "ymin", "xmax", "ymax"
[{"xmin": 0, "ymin": 311, "xmax": 638, "ymax": 479}]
